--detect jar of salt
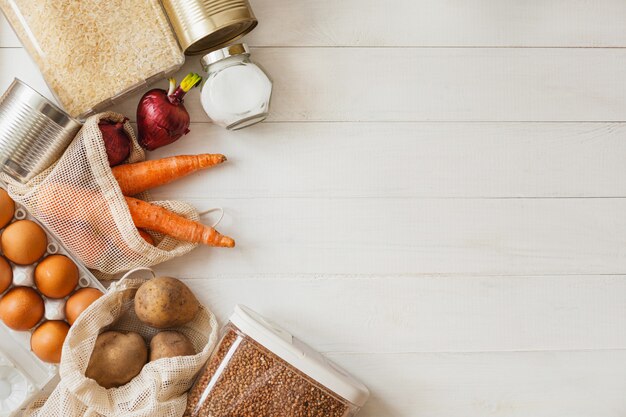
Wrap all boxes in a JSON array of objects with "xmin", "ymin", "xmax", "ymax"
[{"xmin": 200, "ymin": 44, "xmax": 272, "ymax": 130}]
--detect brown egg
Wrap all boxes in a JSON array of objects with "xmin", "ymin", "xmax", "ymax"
[
  {"xmin": 1, "ymin": 220, "xmax": 47, "ymax": 265},
  {"xmin": 35, "ymin": 255, "xmax": 79, "ymax": 299},
  {"xmin": 0, "ymin": 287, "xmax": 44, "ymax": 330},
  {"xmin": 31, "ymin": 320, "xmax": 70, "ymax": 363},
  {"xmin": 0, "ymin": 256, "xmax": 12, "ymax": 293},
  {"xmin": 65, "ymin": 288, "xmax": 103, "ymax": 325},
  {"xmin": 0, "ymin": 189, "xmax": 15, "ymax": 229}
]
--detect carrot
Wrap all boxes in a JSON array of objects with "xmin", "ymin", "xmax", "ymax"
[
  {"xmin": 137, "ymin": 229, "xmax": 155, "ymax": 245},
  {"xmin": 125, "ymin": 197, "xmax": 235, "ymax": 248},
  {"xmin": 112, "ymin": 154, "xmax": 227, "ymax": 196}
]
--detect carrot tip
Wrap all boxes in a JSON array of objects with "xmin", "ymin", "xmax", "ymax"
[{"xmin": 219, "ymin": 236, "xmax": 235, "ymax": 248}]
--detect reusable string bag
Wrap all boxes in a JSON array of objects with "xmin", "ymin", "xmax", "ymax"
[
  {"xmin": 24, "ymin": 268, "xmax": 219, "ymax": 417},
  {"xmin": 1, "ymin": 112, "xmax": 199, "ymax": 276}
]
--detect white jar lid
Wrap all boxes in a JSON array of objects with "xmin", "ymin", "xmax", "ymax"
[{"xmin": 229, "ymin": 305, "xmax": 370, "ymax": 408}]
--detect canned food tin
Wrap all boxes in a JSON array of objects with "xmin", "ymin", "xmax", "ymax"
[
  {"xmin": 0, "ymin": 79, "xmax": 81, "ymax": 183},
  {"xmin": 161, "ymin": 0, "xmax": 258, "ymax": 55}
]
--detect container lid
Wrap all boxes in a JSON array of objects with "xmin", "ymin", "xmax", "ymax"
[
  {"xmin": 229, "ymin": 305, "xmax": 370, "ymax": 407},
  {"xmin": 161, "ymin": 0, "xmax": 258, "ymax": 55},
  {"xmin": 200, "ymin": 43, "xmax": 250, "ymax": 69}
]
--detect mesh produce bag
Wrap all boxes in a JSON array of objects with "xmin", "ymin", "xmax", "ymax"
[
  {"xmin": 1, "ymin": 112, "xmax": 198, "ymax": 276},
  {"xmin": 24, "ymin": 269, "xmax": 219, "ymax": 417}
]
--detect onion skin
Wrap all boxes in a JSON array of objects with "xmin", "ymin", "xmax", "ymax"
[
  {"xmin": 137, "ymin": 89, "xmax": 191, "ymax": 150},
  {"xmin": 136, "ymin": 74, "xmax": 201, "ymax": 151},
  {"xmin": 98, "ymin": 119, "xmax": 131, "ymax": 167}
]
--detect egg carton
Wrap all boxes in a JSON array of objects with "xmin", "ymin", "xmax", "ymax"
[{"xmin": 0, "ymin": 203, "xmax": 106, "ymax": 417}]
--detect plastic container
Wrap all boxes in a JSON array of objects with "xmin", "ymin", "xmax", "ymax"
[
  {"xmin": 200, "ymin": 44, "xmax": 273, "ymax": 130},
  {"xmin": 1, "ymin": 0, "xmax": 259, "ymax": 120},
  {"xmin": 0, "ymin": 0, "xmax": 184, "ymax": 119},
  {"xmin": 0, "ymin": 188, "xmax": 106, "ymax": 416},
  {"xmin": 185, "ymin": 305, "xmax": 369, "ymax": 417},
  {"xmin": 0, "ymin": 79, "xmax": 81, "ymax": 183}
]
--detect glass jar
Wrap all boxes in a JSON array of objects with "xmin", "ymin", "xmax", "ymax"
[
  {"xmin": 200, "ymin": 44, "xmax": 273, "ymax": 130},
  {"xmin": 185, "ymin": 305, "xmax": 369, "ymax": 417}
]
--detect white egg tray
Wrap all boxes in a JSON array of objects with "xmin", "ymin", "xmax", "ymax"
[{"xmin": 0, "ymin": 203, "xmax": 106, "ymax": 416}]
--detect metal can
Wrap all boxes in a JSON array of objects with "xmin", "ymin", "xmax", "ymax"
[
  {"xmin": 0, "ymin": 79, "xmax": 82, "ymax": 183},
  {"xmin": 161, "ymin": 0, "xmax": 258, "ymax": 55}
]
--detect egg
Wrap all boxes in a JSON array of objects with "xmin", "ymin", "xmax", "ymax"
[
  {"xmin": 0, "ymin": 189, "xmax": 15, "ymax": 229},
  {"xmin": 65, "ymin": 288, "xmax": 103, "ymax": 325},
  {"xmin": 0, "ymin": 256, "xmax": 12, "ymax": 293},
  {"xmin": 0, "ymin": 287, "xmax": 44, "ymax": 330},
  {"xmin": 1, "ymin": 220, "xmax": 47, "ymax": 265},
  {"xmin": 31, "ymin": 320, "xmax": 70, "ymax": 363},
  {"xmin": 35, "ymin": 255, "xmax": 79, "ymax": 298}
]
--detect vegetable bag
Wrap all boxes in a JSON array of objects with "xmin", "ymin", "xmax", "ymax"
[
  {"xmin": 24, "ymin": 270, "xmax": 218, "ymax": 417},
  {"xmin": 1, "ymin": 112, "xmax": 199, "ymax": 276}
]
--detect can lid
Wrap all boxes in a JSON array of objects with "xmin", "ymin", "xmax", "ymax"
[
  {"xmin": 161, "ymin": 0, "xmax": 258, "ymax": 55},
  {"xmin": 200, "ymin": 43, "xmax": 250, "ymax": 69},
  {"xmin": 3, "ymin": 79, "xmax": 80, "ymax": 130},
  {"xmin": 229, "ymin": 305, "xmax": 370, "ymax": 407}
]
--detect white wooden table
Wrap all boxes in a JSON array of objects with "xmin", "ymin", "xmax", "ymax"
[{"xmin": 2, "ymin": 1, "xmax": 626, "ymax": 416}]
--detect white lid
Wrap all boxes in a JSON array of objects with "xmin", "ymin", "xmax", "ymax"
[{"xmin": 229, "ymin": 305, "xmax": 370, "ymax": 407}]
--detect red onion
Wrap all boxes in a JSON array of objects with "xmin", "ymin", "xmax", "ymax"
[
  {"xmin": 136, "ymin": 73, "xmax": 202, "ymax": 151},
  {"xmin": 98, "ymin": 118, "xmax": 131, "ymax": 167}
]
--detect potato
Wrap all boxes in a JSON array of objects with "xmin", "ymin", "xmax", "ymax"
[
  {"xmin": 85, "ymin": 331, "xmax": 148, "ymax": 388},
  {"xmin": 134, "ymin": 277, "xmax": 200, "ymax": 329},
  {"xmin": 150, "ymin": 331, "xmax": 195, "ymax": 361}
]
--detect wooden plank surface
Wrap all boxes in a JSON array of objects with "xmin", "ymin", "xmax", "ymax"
[
  {"xmin": 115, "ymin": 48, "xmax": 626, "ymax": 122},
  {"xmin": 5, "ymin": 47, "xmax": 626, "ymax": 122},
  {"xmin": 154, "ymin": 197, "xmax": 626, "ymax": 276},
  {"xmin": 327, "ymin": 350, "xmax": 626, "ymax": 417},
  {"xmin": 178, "ymin": 275, "xmax": 626, "ymax": 353},
  {"xmin": 2, "ymin": 1, "xmax": 626, "ymax": 415},
  {"xmin": 0, "ymin": 14, "xmax": 16, "ymax": 47},
  {"xmin": 147, "ymin": 122, "xmax": 626, "ymax": 199},
  {"xmin": 5, "ymin": 1, "xmax": 626, "ymax": 48}
]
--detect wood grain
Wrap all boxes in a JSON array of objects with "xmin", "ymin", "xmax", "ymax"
[
  {"xmin": 146, "ymin": 121, "xmax": 626, "ymax": 199},
  {"xmin": 2, "ymin": 1, "xmax": 626, "ymax": 415},
  {"xmin": 0, "ymin": 14, "xmax": 16, "ymax": 47},
  {"xmin": 118, "ymin": 47, "xmax": 626, "ymax": 122},
  {"xmin": 246, "ymin": 0, "xmax": 626, "ymax": 48},
  {"xmin": 154, "ymin": 197, "xmax": 626, "ymax": 276},
  {"xmin": 329, "ymin": 350, "xmax": 626, "ymax": 417},
  {"xmin": 178, "ymin": 275, "xmax": 626, "ymax": 354},
  {"xmin": 5, "ymin": 1, "xmax": 626, "ymax": 48},
  {"xmin": 5, "ymin": 47, "xmax": 626, "ymax": 122}
]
